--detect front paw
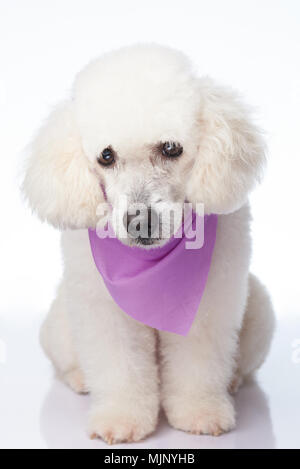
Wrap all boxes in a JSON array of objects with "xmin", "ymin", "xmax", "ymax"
[
  {"xmin": 88, "ymin": 401, "xmax": 159, "ymax": 444},
  {"xmin": 164, "ymin": 393, "xmax": 236, "ymax": 436}
]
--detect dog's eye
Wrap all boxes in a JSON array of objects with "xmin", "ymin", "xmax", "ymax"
[
  {"xmin": 162, "ymin": 141, "xmax": 183, "ymax": 158},
  {"xmin": 97, "ymin": 147, "xmax": 115, "ymax": 167}
]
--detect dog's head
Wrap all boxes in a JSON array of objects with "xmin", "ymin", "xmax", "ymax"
[{"xmin": 23, "ymin": 44, "xmax": 265, "ymax": 246}]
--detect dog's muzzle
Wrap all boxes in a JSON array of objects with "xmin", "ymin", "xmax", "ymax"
[{"xmin": 123, "ymin": 208, "xmax": 159, "ymax": 245}]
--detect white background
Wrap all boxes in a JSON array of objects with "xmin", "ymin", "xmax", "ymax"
[{"xmin": 0, "ymin": 0, "xmax": 299, "ymax": 449}]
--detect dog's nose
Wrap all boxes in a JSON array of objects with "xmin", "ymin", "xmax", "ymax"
[{"xmin": 124, "ymin": 208, "xmax": 159, "ymax": 239}]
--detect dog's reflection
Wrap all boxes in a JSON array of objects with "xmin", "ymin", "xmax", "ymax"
[
  {"xmin": 234, "ymin": 380, "xmax": 276, "ymax": 449},
  {"xmin": 40, "ymin": 379, "xmax": 276, "ymax": 449}
]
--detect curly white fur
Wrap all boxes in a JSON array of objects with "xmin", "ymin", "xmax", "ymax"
[{"xmin": 23, "ymin": 44, "xmax": 275, "ymax": 443}]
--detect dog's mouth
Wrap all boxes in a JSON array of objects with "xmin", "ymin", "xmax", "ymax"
[
  {"xmin": 135, "ymin": 236, "xmax": 155, "ymax": 246},
  {"xmin": 129, "ymin": 237, "xmax": 168, "ymax": 249}
]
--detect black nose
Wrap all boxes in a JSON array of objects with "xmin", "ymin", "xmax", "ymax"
[{"xmin": 124, "ymin": 208, "xmax": 159, "ymax": 239}]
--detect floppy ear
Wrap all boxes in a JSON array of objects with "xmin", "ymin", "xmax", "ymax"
[
  {"xmin": 22, "ymin": 101, "xmax": 104, "ymax": 229},
  {"xmin": 187, "ymin": 78, "xmax": 266, "ymax": 214}
]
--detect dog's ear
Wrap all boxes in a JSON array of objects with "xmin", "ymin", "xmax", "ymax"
[
  {"xmin": 187, "ymin": 78, "xmax": 266, "ymax": 214},
  {"xmin": 22, "ymin": 101, "xmax": 103, "ymax": 229}
]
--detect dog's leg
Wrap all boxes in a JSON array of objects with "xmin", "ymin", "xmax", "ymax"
[
  {"xmin": 159, "ymin": 316, "xmax": 238, "ymax": 436},
  {"xmin": 78, "ymin": 309, "xmax": 159, "ymax": 444},
  {"xmin": 230, "ymin": 273, "xmax": 275, "ymax": 393},
  {"xmin": 40, "ymin": 282, "xmax": 87, "ymax": 394},
  {"xmin": 69, "ymin": 293, "xmax": 159, "ymax": 443}
]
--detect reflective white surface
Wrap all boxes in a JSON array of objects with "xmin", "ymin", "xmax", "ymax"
[
  {"xmin": 1, "ymin": 0, "xmax": 300, "ymax": 450},
  {"xmin": 0, "ymin": 315, "xmax": 299, "ymax": 449}
]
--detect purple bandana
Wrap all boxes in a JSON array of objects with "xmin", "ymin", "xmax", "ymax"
[{"xmin": 88, "ymin": 213, "xmax": 218, "ymax": 336}]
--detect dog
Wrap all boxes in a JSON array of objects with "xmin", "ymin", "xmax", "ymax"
[{"xmin": 23, "ymin": 44, "xmax": 275, "ymax": 443}]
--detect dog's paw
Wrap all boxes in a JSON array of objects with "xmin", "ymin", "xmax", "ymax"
[
  {"xmin": 88, "ymin": 405, "xmax": 158, "ymax": 444},
  {"xmin": 165, "ymin": 394, "xmax": 235, "ymax": 436},
  {"xmin": 62, "ymin": 368, "xmax": 88, "ymax": 394}
]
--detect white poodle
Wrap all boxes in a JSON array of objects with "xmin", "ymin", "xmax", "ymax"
[{"xmin": 23, "ymin": 44, "xmax": 275, "ymax": 444}]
